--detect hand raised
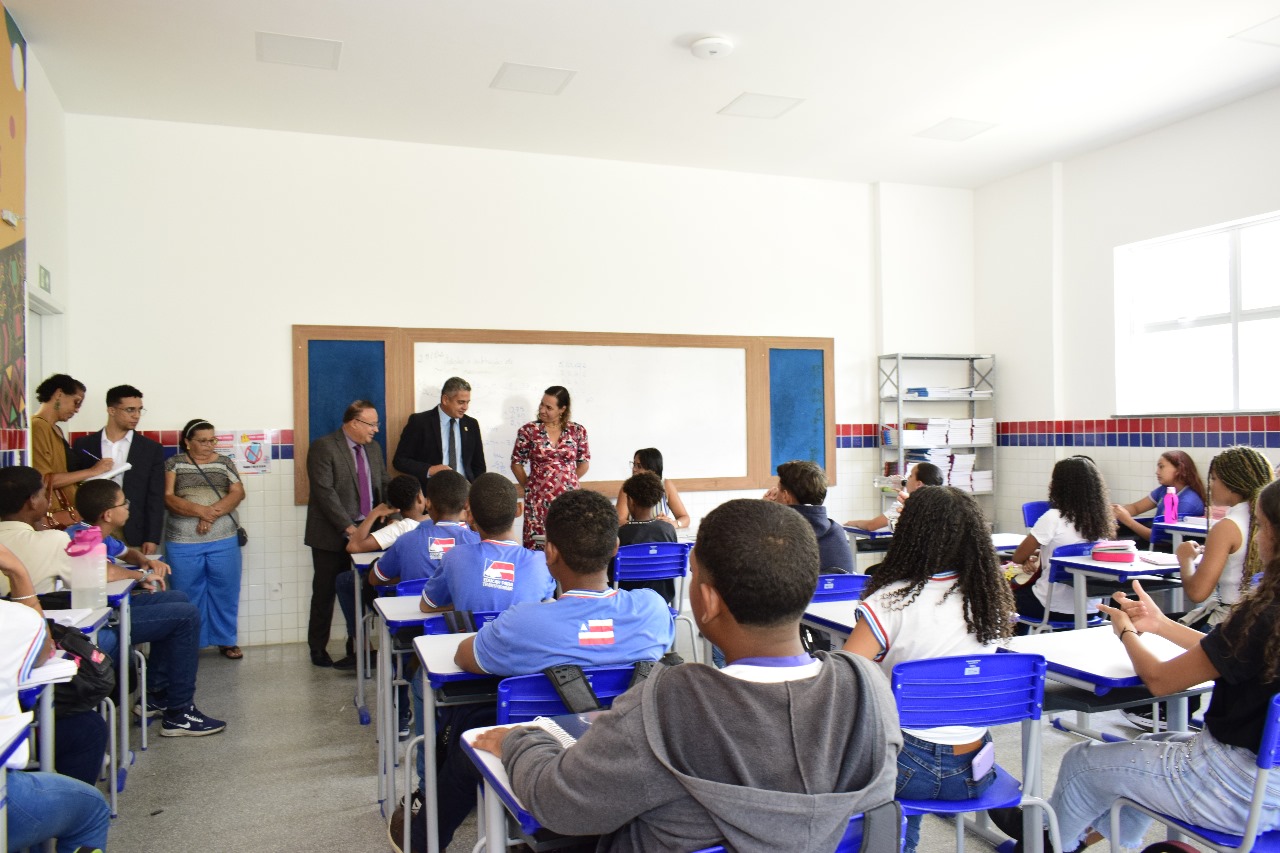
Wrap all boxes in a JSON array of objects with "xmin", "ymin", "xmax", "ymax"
[{"xmin": 1107, "ymin": 580, "xmax": 1166, "ymax": 634}]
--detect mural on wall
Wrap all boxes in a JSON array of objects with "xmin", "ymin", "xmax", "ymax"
[{"xmin": 0, "ymin": 5, "xmax": 24, "ymax": 438}]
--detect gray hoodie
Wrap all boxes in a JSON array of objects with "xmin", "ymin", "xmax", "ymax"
[{"xmin": 502, "ymin": 651, "xmax": 902, "ymax": 852}]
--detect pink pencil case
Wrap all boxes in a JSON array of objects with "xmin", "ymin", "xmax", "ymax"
[{"xmin": 1092, "ymin": 540, "xmax": 1137, "ymax": 563}]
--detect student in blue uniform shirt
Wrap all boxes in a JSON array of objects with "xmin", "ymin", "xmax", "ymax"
[
  {"xmin": 420, "ymin": 472, "xmax": 555, "ymax": 612},
  {"xmin": 369, "ymin": 469, "xmax": 478, "ymax": 587},
  {"xmin": 613, "ymin": 471, "xmax": 679, "ymax": 604},
  {"xmin": 391, "ymin": 488, "xmax": 674, "ymax": 853}
]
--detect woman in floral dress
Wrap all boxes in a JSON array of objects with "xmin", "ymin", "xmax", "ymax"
[{"xmin": 510, "ymin": 386, "xmax": 590, "ymax": 549}]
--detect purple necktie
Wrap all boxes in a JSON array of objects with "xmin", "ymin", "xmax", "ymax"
[{"xmin": 354, "ymin": 444, "xmax": 372, "ymax": 517}]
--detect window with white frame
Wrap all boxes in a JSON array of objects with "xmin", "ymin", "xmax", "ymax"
[{"xmin": 1114, "ymin": 212, "xmax": 1280, "ymax": 414}]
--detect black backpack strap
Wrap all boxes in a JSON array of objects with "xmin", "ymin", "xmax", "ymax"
[
  {"xmin": 857, "ymin": 800, "xmax": 903, "ymax": 853},
  {"xmin": 442, "ymin": 610, "xmax": 477, "ymax": 634},
  {"xmin": 542, "ymin": 664, "xmax": 601, "ymax": 714}
]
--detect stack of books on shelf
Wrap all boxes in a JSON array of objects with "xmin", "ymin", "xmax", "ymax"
[
  {"xmin": 971, "ymin": 470, "xmax": 994, "ymax": 493},
  {"xmin": 903, "ymin": 386, "xmax": 993, "ymax": 399},
  {"xmin": 972, "ymin": 418, "xmax": 994, "ymax": 444},
  {"xmin": 948, "ymin": 418, "xmax": 973, "ymax": 443},
  {"xmin": 907, "ymin": 448, "xmax": 953, "ymax": 468}
]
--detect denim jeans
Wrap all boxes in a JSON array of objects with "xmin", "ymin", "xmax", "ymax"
[
  {"xmin": 98, "ymin": 588, "xmax": 202, "ymax": 709},
  {"xmin": 5, "ymin": 770, "xmax": 111, "ymax": 852},
  {"xmin": 897, "ymin": 731, "xmax": 996, "ymax": 853},
  {"xmin": 168, "ymin": 536, "xmax": 242, "ymax": 647},
  {"xmin": 1050, "ymin": 729, "xmax": 1280, "ymax": 849}
]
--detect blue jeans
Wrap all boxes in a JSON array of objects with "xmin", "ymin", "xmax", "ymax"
[
  {"xmin": 168, "ymin": 536, "xmax": 242, "ymax": 647},
  {"xmin": 1051, "ymin": 728, "xmax": 1280, "ymax": 849},
  {"xmin": 5, "ymin": 770, "xmax": 111, "ymax": 852},
  {"xmin": 897, "ymin": 731, "xmax": 996, "ymax": 853},
  {"xmin": 98, "ymin": 588, "xmax": 202, "ymax": 710}
]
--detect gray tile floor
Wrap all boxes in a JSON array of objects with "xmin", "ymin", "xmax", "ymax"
[{"xmin": 100, "ymin": 641, "xmax": 1205, "ymax": 852}]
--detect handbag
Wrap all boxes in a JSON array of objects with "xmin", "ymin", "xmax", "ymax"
[
  {"xmin": 43, "ymin": 473, "xmax": 82, "ymax": 531},
  {"xmin": 189, "ymin": 457, "xmax": 248, "ymax": 546},
  {"xmin": 46, "ymin": 619, "xmax": 117, "ymax": 718}
]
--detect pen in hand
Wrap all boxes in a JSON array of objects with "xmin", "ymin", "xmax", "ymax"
[{"xmin": 79, "ymin": 448, "xmax": 101, "ymax": 460}]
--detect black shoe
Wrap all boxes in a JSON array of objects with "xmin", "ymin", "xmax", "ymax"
[
  {"xmin": 989, "ymin": 807, "xmax": 1086, "ymax": 853},
  {"xmin": 310, "ymin": 650, "xmax": 334, "ymax": 667},
  {"xmin": 333, "ymin": 654, "xmax": 357, "ymax": 670}
]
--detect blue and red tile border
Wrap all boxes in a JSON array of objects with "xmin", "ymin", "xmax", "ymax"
[{"xmin": 996, "ymin": 416, "xmax": 1280, "ymax": 449}]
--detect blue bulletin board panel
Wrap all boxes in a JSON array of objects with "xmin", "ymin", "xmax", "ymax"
[
  {"xmin": 769, "ymin": 348, "xmax": 826, "ymax": 471},
  {"xmin": 306, "ymin": 339, "xmax": 387, "ymax": 456}
]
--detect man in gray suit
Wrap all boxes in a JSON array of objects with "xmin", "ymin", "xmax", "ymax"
[{"xmin": 304, "ymin": 400, "xmax": 388, "ymax": 667}]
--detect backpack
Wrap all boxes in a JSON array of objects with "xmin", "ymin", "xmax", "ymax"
[{"xmin": 47, "ymin": 620, "xmax": 117, "ymax": 718}]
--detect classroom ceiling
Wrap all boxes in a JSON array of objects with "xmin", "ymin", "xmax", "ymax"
[{"xmin": 8, "ymin": 0, "xmax": 1280, "ymax": 188}]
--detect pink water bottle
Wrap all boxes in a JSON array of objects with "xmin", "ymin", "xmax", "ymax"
[{"xmin": 1163, "ymin": 486, "xmax": 1179, "ymax": 523}]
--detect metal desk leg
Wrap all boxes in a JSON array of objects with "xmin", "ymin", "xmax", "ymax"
[
  {"xmin": 353, "ymin": 568, "xmax": 370, "ymax": 725},
  {"xmin": 482, "ymin": 778, "xmax": 506, "ymax": 853},
  {"xmin": 117, "ymin": 594, "xmax": 135, "ymax": 776},
  {"xmin": 37, "ymin": 688, "xmax": 53, "ymax": 772},
  {"xmin": 1073, "ymin": 572, "xmax": 1088, "ymax": 630},
  {"xmin": 379, "ymin": 616, "xmax": 398, "ymax": 810},
  {"xmin": 423, "ymin": 668, "xmax": 439, "ymax": 853}
]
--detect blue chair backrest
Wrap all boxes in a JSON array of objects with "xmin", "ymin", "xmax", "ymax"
[
  {"xmin": 613, "ymin": 542, "xmax": 691, "ymax": 584},
  {"xmin": 891, "ymin": 653, "xmax": 1046, "ymax": 729},
  {"xmin": 1022, "ymin": 500, "xmax": 1051, "ymax": 529},
  {"xmin": 421, "ymin": 610, "xmax": 500, "ymax": 636},
  {"xmin": 497, "ymin": 664, "xmax": 639, "ymax": 724},
  {"xmin": 396, "ymin": 577, "xmax": 428, "ymax": 598},
  {"xmin": 687, "ymin": 810, "xmax": 879, "ymax": 853},
  {"xmin": 1045, "ymin": 541, "xmax": 1099, "ymax": 585},
  {"xmin": 812, "ymin": 573, "xmax": 870, "ymax": 602},
  {"xmin": 1258, "ymin": 693, "xmax": 1280, "ymax": 771}
]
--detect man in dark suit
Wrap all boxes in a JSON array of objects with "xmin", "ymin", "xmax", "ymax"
[
  {"xmin": 393, "ymin": 376, "xmax": 486, "ymax": 488},
  {"xmin": 72, "ymin": 384, "xmax": 166, "ymax": 554},
  {"xmin": 304, "ymin": 400, "xmax": 389, "ymax": 667}
]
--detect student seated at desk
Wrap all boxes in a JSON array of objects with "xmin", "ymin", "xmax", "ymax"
[
  {"xmin": 70, "ymin": 480, "xmax": 172, "ymax": 584},
  {"xmin": 0, "ymin": 466, "xmax": 225, "ymax": 738},
  {"xmin": 994, "ymin": 477, "xmax": 1280, "ymax": 853},
  {"xmin": 843, "ymin": 486, "xmax": 1014, "ymax": 853},
  {"xmin": 764, "ymin": 459, "xmax": 854, "ymax": 573},
  {"xmin": 845, "ymin": 461, "xmax": 943, "ymax": 533},
  {"xmin": 1008, "ymin": 456, "xmax": 1115, "ymax": 629},
  {"xmin": 613, "ymin": 472, "xmax": 678, "ymax": 605},
  {"xmin": 1, "ymin": 592, "xmax": 111, "ymax": 853},
  {"xmin": 1111, "ymin": 450, "xmax": 1206, "ymax": 545},
  {"xmin": 472, "ymin": 497, "xmax": 901, "ymax": 853},
  {"xmin": 614, "ymin": 447, "xmax": 690, "ymax": 531},
  {"xmin": 403, "ymin": 489, "xmax": 674, "ymax": 853},
  {"xmin": 345, "ymin": 474, "xmax": 429, "ymax": 554}
]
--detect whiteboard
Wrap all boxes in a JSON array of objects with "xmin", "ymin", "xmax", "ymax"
[{"xmin": 413, "ymin": 342, "xmax": 748, "ymax": 483}]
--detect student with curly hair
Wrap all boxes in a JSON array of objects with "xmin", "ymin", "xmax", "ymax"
[
  {"xmin": 995, "ymin": 477, "xmax": 1280, "ymax": 852},
  {"xmin": 1008, "ymin": 456, "xmax": 1115, "ymax": 626},
  {"xmin": 844, "ymin": 486, "xmax": 1015, "ymax": 853},
  {"xmin": 1112, "ymin": 450, "xmax": 1207, "ymax": 545},
  {"xmin": 1175, "ymin": 445, "xmax": 1274, "ymax": 630}
]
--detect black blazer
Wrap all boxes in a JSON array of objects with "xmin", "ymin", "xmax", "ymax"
[
  {"xmin": 393, "ymin": 406, "xmax": 486, "ymax": 487},
  {"xmin": 71, "ymin": 430, "xmax": 166, "ymax": 547}
]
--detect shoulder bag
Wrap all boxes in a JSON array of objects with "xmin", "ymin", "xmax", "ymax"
[
  {"xmin": 42, "ymin": 473, "xmax": 81, "ymax": 531},
  {"xmin": 189, "ymin": 456, "xmax": 248, "ymax": 546}
]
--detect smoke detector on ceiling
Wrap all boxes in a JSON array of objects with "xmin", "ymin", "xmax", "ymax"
[{"xmin": 691, "ymin": 36, "xmax": 733, "ymax": 60}]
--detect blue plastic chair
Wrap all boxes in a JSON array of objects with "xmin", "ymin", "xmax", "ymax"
[
  {"xmin": 1022, "ymin": 501, "xmax": 1051, "ymax": 529},
  {"xmin": 1015, "ymin": 542, "xmax": 1107, "ymax": 635},
  {"xmin": 496, "ymin": 664, "xmax": 639, "ymax": 723},
  {"xmin": 891, "ymin": 653, "xmax": 1063, "ymax": 853},
  {"xmin": 813, "ymin": 573, "xmax": 871, "ymax": 602},
  {"xmin": 1109, "ymin": 693, "xmax": 1280, "ymax": 852},
  {"xmin": 688, "ymin": 807, "xmax": 903, "ymax": 852},
  {"xmin": 612, "ymin": 542, "xmax": 698, "ymax": 661},
  {"xmin": 394, "ymin": 577, "xmax": 428, "ymax": 598}
]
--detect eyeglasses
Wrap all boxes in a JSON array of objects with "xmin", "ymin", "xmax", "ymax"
[
  {"xmin": 354, "ymin": 417, "xmax": 380, "ymax": 429},
  {"xmin": 111, "ymin": 406, "xmax": 146, "ymax": 416},
  {"xmin": 111, "ymin": 499, "xmax": 131, "ymax": 509},
  {"xmin": 192, "ymin": 438, "xmax": 219, "ymax": 446}
]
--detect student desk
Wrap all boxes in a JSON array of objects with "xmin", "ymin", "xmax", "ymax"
[
  {"xmin": 0, "ymin": 715, "xmax": 31, "ymax": 851},
  {"xmin": 371, "ymin": 594, "xmax": 437, "ymax": 809},
  {"xmin": 350, "ymin": 550, "xmax": 384, "ymax": 725},
  {"xmin": 1150, "ymin": 516, "xmax": 1208, "ymax": 550},
  {"xmin": 410, "ymin": 632, "xmax": 500, "ymax": 853},
  {"xmin": 801, "ymin": 600, "xmax": 859, "ymax": 645},
  {"xmin": 1049, "ymin": 554, "xmax": 1182, "ymax": 630},
  {"xmin": 1006, "ymin": 627, "xmax": 1210, "ymax": 740}
]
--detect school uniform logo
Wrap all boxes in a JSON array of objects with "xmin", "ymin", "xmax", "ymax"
[
  {"xmin": 481, "ymin": 560, "xmax": 516, "ymax": 591},
  {"xmin": 578, "ymin": 619, "xmax": 615, "ymax": 646},
  {"xmin": 428, "ymin": 537, "xmax": 457, "ymax": 561}
]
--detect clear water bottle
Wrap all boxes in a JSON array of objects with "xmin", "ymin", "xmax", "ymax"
[
  {"xmin": 67, "ymin": 526, "xmax": 108, "ymax": 609},
  {"xmin": 1163, "ymin": 486, "xmax": 1179, "ymax": 523},
  {"xmin": 872, "ymin": 475, "xmax": 903, "ymax": 493}
]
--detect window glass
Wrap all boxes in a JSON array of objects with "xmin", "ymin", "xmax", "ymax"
[
  {"xmin": 1125, "ymin": 325, "xmax": 1232, "ymax": 413},
  {"xmin": 1240, "ymin": 220, "xmax": 1280, "ymax": 312},
  {"xmin": 1128, "ymin": 232, "xmax": 1230, "ymax": 325},
  {"xmin": 1239, "ymin": 318, "xmax": 1280, "ymax": 410}
]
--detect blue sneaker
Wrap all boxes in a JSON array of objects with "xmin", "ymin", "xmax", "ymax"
[
  {"xmin": 132, "ymin": 697, "xmax": 165, "ymax": 719},
  {"xmin": 160, "ymin": 704, "xmax": 226, "ymax": 737}
]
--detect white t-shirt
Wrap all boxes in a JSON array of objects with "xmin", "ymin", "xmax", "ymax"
[
  {"xmin": 720, "ymin": 659, "xmax": 823, "ymax": 683},
  {"xmin": 370, "ymin": 516, "xmax": 420, "ymax": 550},
  {"xmin": 1, "ymin": 601, "xmax": 47, "ymax": 768},
  {"xmin": 1214, "ymin": 501, "xmax": 1251, "ymax": 608},
  {"xmin": 1029, "ymin": 508, "xmax": 1089, "ymax": 614},
  {"xmin": 857, "ymin": 574, "xmax": 998, "ymax": 743}
]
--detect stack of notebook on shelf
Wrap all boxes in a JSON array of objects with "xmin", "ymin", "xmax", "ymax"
[
  {"xmin": 907, "ymin": 448, "xmax": 953, "ymax": 467},
  {"xmin": 972, "ymin": 418, "xmax": 994, "ymax": 444},
  {"xmin": 947, "ymin": 418, "xmax": 973, "ymax": 443},
  {"xmin": 903, "ymin": 386, "xmax": 993, "ymax": 399}
]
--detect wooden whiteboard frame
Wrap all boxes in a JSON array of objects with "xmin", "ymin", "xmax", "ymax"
[{"xmin": 293, "ymin": 326, "xmax": 833, "ymax": 504}]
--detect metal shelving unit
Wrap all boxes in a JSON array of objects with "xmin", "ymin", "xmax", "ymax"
[{"xmin": 877, "ymin": 353, "xmax": 997, "ymax": 514}]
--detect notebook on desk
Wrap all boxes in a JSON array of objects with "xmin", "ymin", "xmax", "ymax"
[{"xmin": 465, "ymin": 711, "xmax": 602, "ymax": 749}]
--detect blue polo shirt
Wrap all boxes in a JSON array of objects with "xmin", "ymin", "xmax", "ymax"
[
  {"xmin": 421, "ymin": 539, "xmax": 555, "ymax": 611},
  {"xmin": 373, "ymin": 519, "xmax": 479, "ymax": 583}
]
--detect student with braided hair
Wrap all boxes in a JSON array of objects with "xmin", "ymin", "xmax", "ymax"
[
  {"xmin": 844, "ymin": 486, "xmax": 1016, "ymax": 853},
  {"xmin": 1175, "ymin": 445, "xmax": 1275, "ymax": 630}
]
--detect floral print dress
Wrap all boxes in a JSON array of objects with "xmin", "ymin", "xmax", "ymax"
[{"xmin": 511, "ymin": 421, "xmax": 590, "ymax": 549}]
